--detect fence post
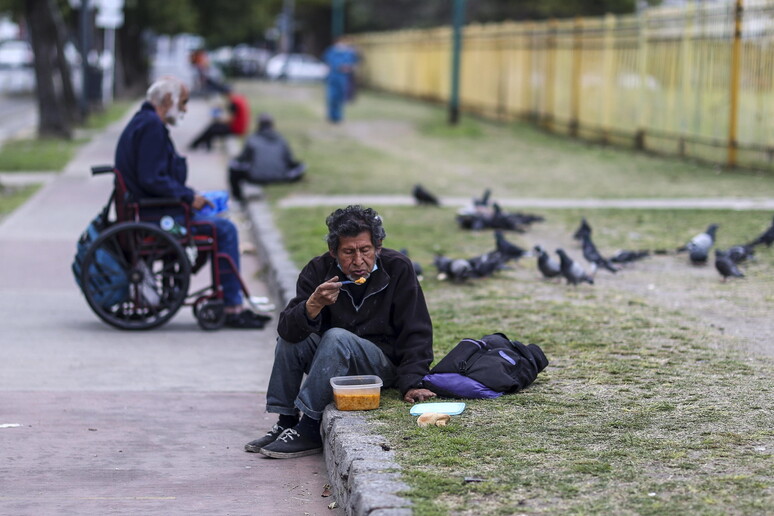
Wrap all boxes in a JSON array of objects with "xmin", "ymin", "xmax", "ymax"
[
  {"xmin": 448, "ymin": 0, "xmax": 465, "ymax": 125},
  {"xmin": 727, "ymin": 0, "xmax": 743, "ymax": 167},
  {"xmin": 570, "ymin": 17, "xmax": 582, "ymax": 137},
  {"xmin": 679, "ymin": 4, "xmax": 694, "ymax": 146},
  {"xmin": 635, "ymin": 9, "xmax": 650, "ymax": 150},
  {"xmin": 544, "ymin": 18, "xmax": 558, "ymax": 130},
  {"xmin": 523, "ymin": 22, "xmax": 533, "ymax": 120},
  {"xmin": 602, "ymin": 13, "xmax": 616, "ymax": 143},
  {"xmin": 496, "ymin": 25, "xmax": 507, "ymax": 121}
]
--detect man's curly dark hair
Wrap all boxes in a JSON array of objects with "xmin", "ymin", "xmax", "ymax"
[{"xmin": 325, "ymin": 205, "xmax": 386, "ymax": 252}]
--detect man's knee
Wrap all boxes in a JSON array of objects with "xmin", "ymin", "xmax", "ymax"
[
  {"xmin": 320, "ymin": 327, "xmax": 357, "ymax": 342},
  {"xmin": 317, "ymin": 328, "xmax": 362, "ymax": 357}
]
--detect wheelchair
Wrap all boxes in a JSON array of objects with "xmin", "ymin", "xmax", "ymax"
[{"xmin": 76, "ymin": 165, "xmax": 259, "ymax": 331}]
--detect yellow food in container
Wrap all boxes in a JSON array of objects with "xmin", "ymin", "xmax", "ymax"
[{"xmin": 330, "ymin": 375, "xmax": 383, "ymax": 411}]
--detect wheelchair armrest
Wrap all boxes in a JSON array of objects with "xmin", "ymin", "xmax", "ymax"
[
  {"xmin": 91, "ymin": 165, "xmax": 115, "ymax": 175},
  {"xmin": 137, "ymin": 198, "xmax": 185, "ymax": 208}
]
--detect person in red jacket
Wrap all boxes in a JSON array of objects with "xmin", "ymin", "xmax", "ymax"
[{"xmin": 189, "ymin": 86, "xmax": 250, "ymax": 151}]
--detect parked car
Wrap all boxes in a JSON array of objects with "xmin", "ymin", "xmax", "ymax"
[
  {"xmin": 231, "ymin": 45, "xmax": 270, "ymax": 77},
  {"xmin": 265, "ymin": 53, "xmax": 328, "ymax": 81},
  {"xmin": 0, "ymin": 39, "xmax": 33, "ymax": 69},
  {"xmin": 0, "ymin": 39, "xmax": 33, "ymax": 93}
]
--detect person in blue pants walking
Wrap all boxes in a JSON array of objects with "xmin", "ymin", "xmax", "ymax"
[{"xmin": 323, "ymin": 37, "xmax": 358, "ymax": 123}]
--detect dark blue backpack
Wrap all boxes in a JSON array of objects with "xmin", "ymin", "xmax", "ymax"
[
  {"xmin": 422, "ymin": 333, "xmax": 549, "ymax": 399},
  {"xmin": 72, "ymin": 212, "xmax": 129, "ymax": 308}
]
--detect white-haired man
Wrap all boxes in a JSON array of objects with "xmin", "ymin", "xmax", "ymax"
[{"xmin": 114, "ymin": 76, "xmax": 268, "ymax": 329}]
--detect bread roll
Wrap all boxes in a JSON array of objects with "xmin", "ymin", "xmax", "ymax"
[{"xmin": 417, "ymin": 412, "xmax": 451, "ymax": 427}]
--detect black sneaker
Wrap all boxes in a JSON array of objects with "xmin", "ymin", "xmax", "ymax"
[
  {"xmin": 259, "ymin": 428, "xmax": 322, "ymax": 459},
  {"xmin": 224, "ymin": 310, "xmax": 271, "ymax": 329},
  {"xmin": 244, "ymin": 423, "xmax": 287, "ymax": 453}
]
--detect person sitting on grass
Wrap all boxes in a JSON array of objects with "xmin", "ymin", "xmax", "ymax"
[
  {"xmin": 188, "ymin": 85, "xmax": 250, "ymax": 151},
  {"xmin": 227, "ymin": 113, "xmax": 306, "ymax": 201},
  {"xmin": 244, "ymin": 205, "xmax": 436, "ymax": 458}
]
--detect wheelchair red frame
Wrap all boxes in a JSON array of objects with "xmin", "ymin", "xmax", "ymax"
[{"xmin": 78, "ymin": 165, "xmax": 255, "ymax": 330}]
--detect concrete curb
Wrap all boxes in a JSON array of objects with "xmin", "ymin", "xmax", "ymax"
[
  {"xmin": 244, "ymin": 196, "xmax": 413, "ymax": 515},
  {"xmin": 323, "ymin": 410, "xmax": 413, "ymax": 516},
  {"xmin": 244, "ymin": 198, "xmax": 299, "ymax": 306},
  {"xmin": 0, "ymin": 172, "xmax": 58, "ymax": 187}
]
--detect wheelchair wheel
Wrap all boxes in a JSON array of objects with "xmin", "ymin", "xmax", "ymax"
[
  {"xmin": 195, "ymin": 299, "xmax": 226, "ymax": 331},
  {"xmin": 81, "ymin": 222, "xmax": 191, "ymax": 330}
]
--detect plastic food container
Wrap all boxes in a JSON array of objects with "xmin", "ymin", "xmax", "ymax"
[{"xmin": 330, "ymin": 375, "xmax": 383, "ymax": 411}]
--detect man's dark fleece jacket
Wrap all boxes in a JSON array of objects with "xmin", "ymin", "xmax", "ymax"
[
  {"xmin": 278, "ymin": 247, "xmax": 434, "ymax": 396},
  {"xmin": 115, "ymin": 102, "xmax": 195, "ymax": 204}
]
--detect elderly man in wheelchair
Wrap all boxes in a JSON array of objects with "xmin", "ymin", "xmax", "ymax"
[{"xmin": 73, "ymin": 76, "xmax": 269, "ymax": 331}]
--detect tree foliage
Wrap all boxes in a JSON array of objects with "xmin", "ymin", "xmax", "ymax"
[{"xmin": 346, "ymin": 0, "xmax": 659, "ymax": 34}]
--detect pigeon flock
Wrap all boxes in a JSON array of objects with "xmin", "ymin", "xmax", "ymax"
[{"xmin": 410, "ymin": 186, "xmax": 774, "ymax": 285}]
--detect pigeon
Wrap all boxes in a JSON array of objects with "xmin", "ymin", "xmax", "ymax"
[
  {"xmin": 400, "ymin": 248, "xmax": 424, "ymax": 281},
  {"xmin": 433, "ymin": 254, "xmax": 472, "ymax": 282},
  {"xmin": 556, "ymin": 248, "xmax": 594, "ymax": 285},
  {"xmin": 434, "ymin": 250, "xmax": 505, "ymax": 282},
  {"xmin": 726, "ymin": 244, "xmax": 754, "ymax": 264},
  {"xmin": 412, "ymin": 184, "xmax": 440, "ymax": 206},
  {"xmin": 678, "ymin": 223, "xmax": 719, "ymax": 264},
  {"xmin": 511, "ymin": 211, "xmax": 545, "ymax": 226},
  {"xmin": 457, "ymin": 196, "xmax": 543, "ymax": 232},
  {"xmin": 610, "ymin": 249, "xmax": 650, "ymax": 264},
  {"xmin": 473, "ymin": 188, "xmax": 492, "ymax": 209},
  {"xmin": 490, "ymin": 203, "xmax": 525, "ymax": 232},
  {"xmin": 534, "ymin": 245, "xmax": 561, "ymax": 279},
  {"xmin": 689, "ymin": 247, "xmax": 711, "ymax": 265},
  {"xmin": 581, "ymin": 234, "xmax": 619, "ymax": 273},
  {"xmin": 715, "ymin": 249, "xmax": 744, "ymax": 281},
  {"xmin": 494, "ymin": 230, "xmax": 527, "ymax": 262},
  {"xmin": 455, "ymin": 210, "xmax": 489, "ymax": 230},
  {"xmin": 748, "ymin": 215, "xmax": 774, "ymax": 248},
  {"xmin": 468, "ymin": 251, "xmax": 507, "ymax": 278},
  {"xmin": 448, "ymin": 258, "xmax": 473, "ymax": 281},
  {"xmin": 573, "ymin": 217, "xmax": 592, "ymax": 241}
]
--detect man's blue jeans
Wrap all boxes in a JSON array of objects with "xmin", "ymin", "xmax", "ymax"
[
  {"xmin": 266, "ymin": 328, "xmax": 398, "ymax": 420},
  {"xmin": 190, "ymin": 213, "xmax": 242, "ymax": 307}
]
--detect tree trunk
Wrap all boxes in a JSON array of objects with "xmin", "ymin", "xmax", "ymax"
[
  {"xmin": 115, "ymin": 21, "xmax": 148, "ymax": 99},
  {"xmin": 25, "ymin": 0, "xmax": 72, "ymax": 139},
  {"xmin": 50, "ymin": 0, "xmax": 81, "ymax": 125}
]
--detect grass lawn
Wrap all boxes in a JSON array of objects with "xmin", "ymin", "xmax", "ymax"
[
  {"xmin": 0, "ymin": 137, "xmax": 86, "ymax": 172},
  {"xmin": 276, "ymin": 205, "xmax": 774, "ymax": 515},
  {"xmin": 239, "ymin": 81, "xmax": 773, "ymax": 202},
  {"xmin": 244, "ymin": 80, "xmax": 773, "ymax": 514},
  {"xmin": 0, "ymin": 184, "xmax": 39, "ymax": 218},
  {"xmin": 0, "ymin": 99, "xmax": 135, "ymax": 172}
]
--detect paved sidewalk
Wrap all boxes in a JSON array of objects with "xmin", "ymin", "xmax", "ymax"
[{"xmin": 0, "ymin": 98, "xmax": 342, "ymax": 515}]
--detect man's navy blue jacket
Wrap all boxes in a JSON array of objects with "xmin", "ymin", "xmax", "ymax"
[{"xmin": 115, "ymin": 102, "xmax": 194, "ymax": 204}]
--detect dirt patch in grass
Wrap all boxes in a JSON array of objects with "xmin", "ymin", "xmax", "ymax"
[{"xmin": 512, "ymin": 222, "xmax": 774, "ymax": 359}]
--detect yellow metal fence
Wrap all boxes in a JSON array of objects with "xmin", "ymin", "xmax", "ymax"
[{"xmin": 352, "ymin": 0, "xmax": 774, "ymax": 172}]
